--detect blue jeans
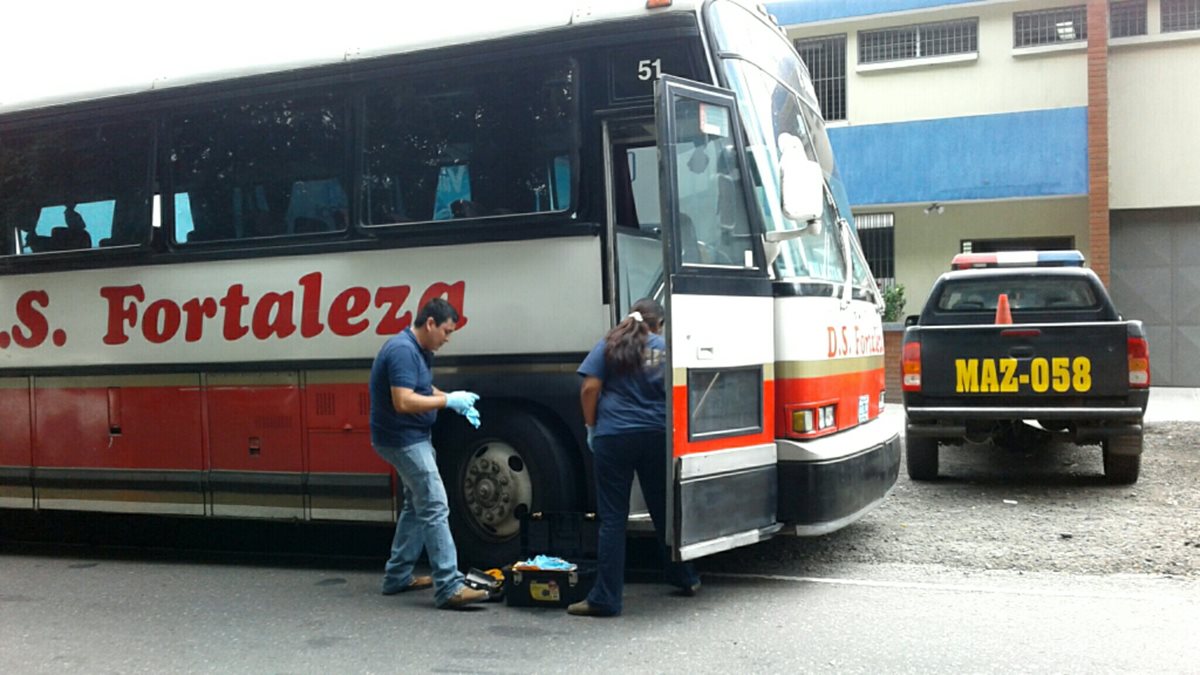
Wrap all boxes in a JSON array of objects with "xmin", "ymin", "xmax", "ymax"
[
  {"xmin": 587, "ymin": 430, "xmax": 699, "ymax": 615},
  {"xmin": 375, "ymin": 439, "xmax": 466, "ymax": 607}
]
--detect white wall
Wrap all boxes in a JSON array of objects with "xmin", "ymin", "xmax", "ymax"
[
  {"xmin": 783, "ymin": 0, "xmax": 1196, "ymax": 308},
  {"xmin": 1109, "ymin": 37, "xmax": 1200, "ymax": 209},
  {"xmin": 874, "ymin": 197, "xmax": 1090, "ymax": 312},
  {"xmin": 787, "ymin": 0, "xmax": 1089, "ymax": 126}
]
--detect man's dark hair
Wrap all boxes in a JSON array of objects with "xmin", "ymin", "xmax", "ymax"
[{"xmin": 415, "ymin": 297, "xmax": 460, "ymax": 328}]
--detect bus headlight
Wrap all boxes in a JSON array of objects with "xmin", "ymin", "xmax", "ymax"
[{"xmin": 792, "ymin": 404, "xmax": 836, "ymax": 434}]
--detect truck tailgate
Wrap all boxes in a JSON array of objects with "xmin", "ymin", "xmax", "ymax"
[{"xmin": 919, "ymin": 322, "xmax": 1129, "ymax": 398}]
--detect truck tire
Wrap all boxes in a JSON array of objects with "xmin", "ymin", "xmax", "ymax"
[
  {"xmin": 906, "ymin": 435, "xmax": 939, "ymax": 481},
  {"xmin": 1102, "ymin": 434, "xmax": 1142, "ymax": 485},
  {"xmin": 437, "ymin": 407, "xmax": 580, "ymax": 568}
]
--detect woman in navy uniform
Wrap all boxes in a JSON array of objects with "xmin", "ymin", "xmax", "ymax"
[{"xmin": 569, "ymin": 297, "xmax": 701, "ymax": 617}]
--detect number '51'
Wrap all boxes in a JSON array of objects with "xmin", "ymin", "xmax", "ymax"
[{"xmin": 637, "ymin": 59, "xmax": 662, "ymax": 81}]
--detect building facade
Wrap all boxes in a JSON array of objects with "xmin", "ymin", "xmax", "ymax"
[{"xmin": 770, "ymin": 0, "xmax": 1200, "ymax": 385}]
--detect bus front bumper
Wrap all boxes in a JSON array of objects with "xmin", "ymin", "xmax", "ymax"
[{"xmin": 775, "ymin": 415, "xmax": 901, "ymax": 535}]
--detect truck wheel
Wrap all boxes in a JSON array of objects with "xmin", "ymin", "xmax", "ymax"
[
  {"xmin": 906, "ymin": 435, "xmax": 939, "ymax": 481},
  {"xmin": 1102, "ymin": 434, "xmax": 1142, "ymax": 485},
  {"xmin": 437, "ymin": 408, "xmax": 579, "ymax": 568}
]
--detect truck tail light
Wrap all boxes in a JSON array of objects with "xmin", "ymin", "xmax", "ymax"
[
  {"xmin": 1127, "ymin": 336, "xmax": 1150, "ymax": 388},
  {"xmin": 902, "ymin": 341, "xmax": 922, "ymax": 392}
]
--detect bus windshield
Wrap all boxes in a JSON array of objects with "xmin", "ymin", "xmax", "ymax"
[{"xmin": 706, "ymin": 1, "xmax": 872, "ymax": 288}]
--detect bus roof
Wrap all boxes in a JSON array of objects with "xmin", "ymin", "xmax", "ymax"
[{"xmin": 0, "ymin": 0, "xmax": 708, "ymax": 116}]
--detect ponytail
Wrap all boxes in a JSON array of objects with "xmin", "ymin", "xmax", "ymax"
[{"xmin": 604, "ymin": 298, "xmax": 664, "ymax": 374}]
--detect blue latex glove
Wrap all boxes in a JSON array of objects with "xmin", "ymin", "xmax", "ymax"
[
  {"xmin": 516, "ymin": 555, "xmax": 577, "ymax": 571},
  {"xmin": 464, "ymin": 407, "xmax": 481, "ymax": 429},
  {"xmin": 586, "ymin": 425, "xmax": 595, "ymax": 451},
  {"xmin": 444, "ymin": 390, "xmax": 480, "ymax": 414}
]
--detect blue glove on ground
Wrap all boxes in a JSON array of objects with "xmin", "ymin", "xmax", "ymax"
[
  {"xmin": 586, "ymin": 425, "xmax": 595, "ymax": 451},
  {"xmin": 464, "ymin": 407, "xmax": 481, "ymax": 429},
  {"xmin": 445, "ymin": 391, "xmax": 480, "ymax": 414}
]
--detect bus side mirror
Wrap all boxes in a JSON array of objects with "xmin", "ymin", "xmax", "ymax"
[
  {"xmin": 778, "ymin": 133, "xmax": 824, "ymax": 229},
  {"xmin": 763, "ymin": 228, "xmax": 805, "ymax": 268}
]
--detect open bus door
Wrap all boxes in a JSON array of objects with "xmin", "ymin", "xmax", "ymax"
[{"xmin": 654, "ymin": 76, "xmax": 782, "ymax": 561}]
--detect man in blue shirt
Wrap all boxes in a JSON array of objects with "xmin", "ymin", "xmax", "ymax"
[{"xmin": 370, "ymin": 297, "xmax": 485, "ymax": 609}]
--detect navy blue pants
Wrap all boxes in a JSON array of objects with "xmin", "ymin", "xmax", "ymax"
[{"xmin": 586, "ymin": 429, "xmax": 699, "ymax": 615}]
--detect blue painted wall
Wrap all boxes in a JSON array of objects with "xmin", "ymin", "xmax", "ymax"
[
  {"xmin": 828, "ymin": 108, "xmax": 1089, "ymax": 206},
  {"xmin": 766, "ymin": 0, "xmax": 982, "ymax": 25}
]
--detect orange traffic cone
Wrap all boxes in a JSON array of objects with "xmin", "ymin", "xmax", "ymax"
[{"xmin": 995, "ymin": 293, "xmax": 1013, "ymax": 325}]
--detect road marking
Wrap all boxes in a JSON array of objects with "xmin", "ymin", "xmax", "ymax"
[{"xmin": 706, "ymin": 572, "xmax": 1188, "ymax": 602}]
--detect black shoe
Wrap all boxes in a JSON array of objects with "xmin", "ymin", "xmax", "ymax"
[{"xmin": 676, "ymin": 580, "xmax": 701, "ymax": 597}]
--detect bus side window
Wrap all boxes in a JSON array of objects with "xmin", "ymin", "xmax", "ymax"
[
  {"xmin": 2, "ymin": 121, "xmax": 152, "ymax": 257},
  {"xmin": 169, "ymin": 92, "xmax": 348, "ymax": 245},
  {"xmin": 362, "ymin": 59, "xmax": 576, "ymax": 227}
]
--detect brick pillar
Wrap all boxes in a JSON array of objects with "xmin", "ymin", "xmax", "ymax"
[
  {"xmin": 1087, "ymin": 0, "xmax": 1111, "ymax": 285},
  {"xmin": 884, "ymin": 327, "xmax": 903, "ymax": 401}
]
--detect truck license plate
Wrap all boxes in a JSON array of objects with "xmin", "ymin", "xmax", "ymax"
[{"xmin": 954, "ymin": 356, "xmax": 1092, "ymax": 393}]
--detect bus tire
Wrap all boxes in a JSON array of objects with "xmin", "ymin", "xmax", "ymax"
[
  {"xmin": 1102, "ymin": 434, "xmax": 1142, "ymax": 485},
  {"xmin": 905, "ymin": 435, "xmax": 939, "ymax": 481},
  {"xmin": 437, "ymin": 407, "xmax": 579, "ymax": 568}
]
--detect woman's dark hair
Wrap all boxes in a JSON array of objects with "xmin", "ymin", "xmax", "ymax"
[
  {"xmin": 415, "ymin": 297, "xmax": 460, "ymax": 328},
  {"xmin": 605, "ymin": 297, "xmax": 664, "ymax": 374}
]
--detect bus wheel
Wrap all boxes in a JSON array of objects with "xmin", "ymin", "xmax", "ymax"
[
  {"xmin": 905, "ymin": 435, "xmax": 939, "ymax": 481},
  {"xmin": 437, "ymin": 410, "xmax": 578, "ymax": 568}
]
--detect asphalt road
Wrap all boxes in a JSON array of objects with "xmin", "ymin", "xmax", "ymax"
[
  {"xmin": 2, "ymin": 392, "xmax": 1198, "ymax": 673},
  {"xmin": 0, "ymin": 550, "xmax": 1195, "ymax": 674}
]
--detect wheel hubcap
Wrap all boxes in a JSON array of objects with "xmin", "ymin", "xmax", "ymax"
[{"xmin": 461, "ymin": 442, "xmax": 532, "ymax": 539}]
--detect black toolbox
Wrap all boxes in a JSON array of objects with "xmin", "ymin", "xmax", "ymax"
[{"xmin": 505, "ymin": 511, "xmax": 599, "ymax": 608}]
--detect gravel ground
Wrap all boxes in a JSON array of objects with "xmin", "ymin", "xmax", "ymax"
[
  {"xmin": 705, "ymin": 420, "xmax": 1200, "ymax": 579},
  {"xmin": 5, "ymin": 420, "xmax": 1196, "ymax": 582}
]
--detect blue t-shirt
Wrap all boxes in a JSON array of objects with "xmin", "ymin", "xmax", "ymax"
[
  {"xmin": 577, "ymin": 333, "xmax": 667, "ymax": 437},
  {"xmin": 370, "ymin": 329, "xmax": 438, "ymax": 447}
]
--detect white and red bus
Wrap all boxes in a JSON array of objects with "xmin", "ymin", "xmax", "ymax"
[{"xmin": 0, "ymin": 0, "xmax": 898, "ymax": 565}]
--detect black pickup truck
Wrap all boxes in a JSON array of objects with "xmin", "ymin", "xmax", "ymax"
[{"xmin": 901, "ymin": 251, "xmax": 1150, "ymax": 484}]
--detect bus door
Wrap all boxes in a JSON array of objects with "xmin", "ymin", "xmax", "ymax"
[
  {"xmin": 605, "ymin": 117, "xmax": 665, "ymax": 320},
  {"xmin": 604, "ymin": 117, "xmax": 664, "ymax": 533},
  {"xmin": 654, "ymin": 76, "xmax": 780, "ymax": 560}
]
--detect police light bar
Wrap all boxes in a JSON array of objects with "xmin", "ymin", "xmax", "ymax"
[{"xmin": 951, "ymin": 250, "xmax": 1085, "ymax": 270}]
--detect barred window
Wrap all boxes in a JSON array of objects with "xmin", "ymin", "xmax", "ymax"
[
  {"xmin": 859, "ymin": 19, "xmax": 978, "ymax": 64},
  {"xmin": 1014, "ymin": 5, "xmax": 1088, "ymax": 47},
  {"xmin": 1162, "ymin": 0, "xmax": 1200, "ymax": 32},
  {"xmin": 855, "ymin": 213, "xmax": 894, "ymax": 285},
  {"xmin": 795, "ymin": 35, "xmax": 846, "ymax": 121},
  {"xmin": 1110, "ymin": 0, "xmax": 1147, "ymax": 37}
]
